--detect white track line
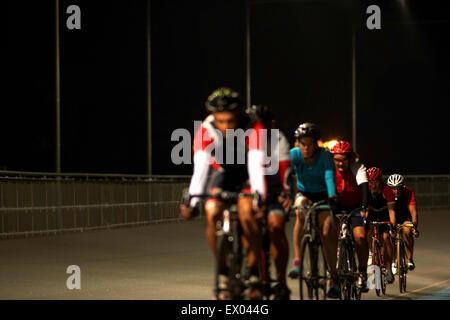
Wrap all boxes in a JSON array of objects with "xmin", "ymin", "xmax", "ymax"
[{"xmin": 385, "ymin": 278, "xmax": 450, "ymax": 300}]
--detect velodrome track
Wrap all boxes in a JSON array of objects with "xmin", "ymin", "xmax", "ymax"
[{"xmin": 0, "ymin": 209, "xmax": 449, "ymax": 300}]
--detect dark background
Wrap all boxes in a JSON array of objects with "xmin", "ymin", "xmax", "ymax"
[{"xmin": 4, "ymin": 0, "xmax": 450, "ymax": 175}]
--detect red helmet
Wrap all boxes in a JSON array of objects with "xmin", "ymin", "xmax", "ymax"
[
  {"xmin": 330, "ymin": 140, "xmax": 353, "ymax": 154},
  {"xmin": 367, "ymin": 167, "xmax": 383, "ymax": 181}
]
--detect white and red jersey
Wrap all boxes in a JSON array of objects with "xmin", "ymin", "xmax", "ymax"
[
  {"xmin": 265, "ymin": 130, "xmax": 291, "ymax": 194},
  {"xmin": 335, "ymin": 159, "xmax": 368, "ymax": 208},
  {"xmin": 188, "ymin": 115, "xmax": 267, "ymax": 207}
]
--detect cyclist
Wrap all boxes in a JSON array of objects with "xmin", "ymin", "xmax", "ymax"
[
  {"xmin": 245, "ymin": 105, "xmax": 292, "ymax": 299},
  {"xmin": 387, "ymin": 174, "xmax": 419, "ymax": 271},
  {"xmin": 180, "ymin": 87, "xmax": 267, "ymax": 299},
  {"xmin": 287, "ymin": 122, "xmax": 340, "ymax": 299},
  {"xmin": 330, "ymin": 140, "xmax": 370, "ymax": 293},
  {"xmin": 366, "ymin": 167, "xmax": 396, "ymax": 284}
]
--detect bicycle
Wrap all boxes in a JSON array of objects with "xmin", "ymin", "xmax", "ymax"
[
  {"xmin": 335, "ymin": 209, "xmax": 362, "ymax": 300},
  {"xmin": 190, "ymin": 191, "xmax": 254, "ymax": 300},
  {"xmin": 368, "ymin": 221, "xmax": 392, "ymax": 296},
  {"xmin": 393, "ymin": 223, "xmax": 418, "ymax": 293},
  {"xmin": 294, "ymin": 200, "xmax": 330, "ymax": 300}
]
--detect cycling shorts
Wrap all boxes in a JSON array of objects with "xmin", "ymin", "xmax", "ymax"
[
  {"xmin": 266, "ymin": 194, "xmax": 288, "ymax": 220},
  {"xmin": 395, "ymin": 211, "xmax": 412, "ymax": 225},
  {"xmin": 337, "ymin": 204, "xmax": 365, "ymax": 230}
]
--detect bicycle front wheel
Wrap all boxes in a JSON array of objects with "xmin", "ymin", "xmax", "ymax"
[
  {"xmin": 299, "ymin": 235, "xmax": 328, "ymax": 300},
  {"xmin": 373, "ymin": 243, "xmax": 386, "ymax": 296},
  {"xmin": 397, "ymin": 240, "xmax": 407, "ymax": 293},
  {"xmin": 299, "ymin": 235, "xmax": 314, "ymax": 300},
  {"xmin": 337, "ymin": 239, "xmax": 350, "ymax": 300}
]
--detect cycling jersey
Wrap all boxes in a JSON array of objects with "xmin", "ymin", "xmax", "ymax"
[
  {"xmin": 266, "ymin": 130, "xmax": 291, "ymax": 195},
  {"xmin": 188, "ymin": 115, "xmax": 267, "ymax": 207},
  {"xmin": 394, "ymin": 186, "xmax": 416, "ymax": 222},
  {"xmin": 368, "ymin": 183, "xmax": 395, "ymax": 222},
  {"xmin": 335, "ymin": 159, "xmax": 368, "ymax": 209},
  {"xmin": 290, "ymin": 147, "xmax": 336, "ymax": 197}
]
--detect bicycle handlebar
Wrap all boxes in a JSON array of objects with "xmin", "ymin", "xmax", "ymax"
[{"xmin": 370, "ymin": 221, "xmax": 393, "ymax": 226}]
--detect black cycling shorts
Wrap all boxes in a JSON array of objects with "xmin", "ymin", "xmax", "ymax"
[
  {"xmin": 266, "ymin": 194, "xmax": 288, "ymax": 220},
  {"xmin": 206, "ymin": 168, "xmax": 250, "ymax": 194},
  {"xmin": 337, "ymin": 205, "xmax": 365, "ymax": 230}
]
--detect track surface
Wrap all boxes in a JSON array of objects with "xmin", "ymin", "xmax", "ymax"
[{"xmin": 1, "ymin": 209, "xmax": 449, "ymax": 300}]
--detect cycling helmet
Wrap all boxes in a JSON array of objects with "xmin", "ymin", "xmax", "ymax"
[
  {"xmin": 387, "ymin": 174, "xmax": 405, "ymax": 188},
  {"xmin": 367, "ymin": 167, "xmax": 383, "ymax": 181},
  {"xmin": 294, "ymin": 122, "xmax": 320, "ymax": 140},
  {"xmin": 245, "ymin": 105, "xmax": 274, "ymax": 124},
  {"xmin": 330, "ymin": 140, "xmax": 353, "ymax": 154},
  {"xmin": 205, "ymin": 87, "xmax": 241, "ymax": 113}
]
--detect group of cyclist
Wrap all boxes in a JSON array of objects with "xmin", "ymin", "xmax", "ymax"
[{"xmin": 180, "ymin": 87, "xmax": 419, "ymax": 300}]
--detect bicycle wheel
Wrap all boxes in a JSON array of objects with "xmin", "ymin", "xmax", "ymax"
[
  {"xmin": 336, "ymin": 239, "xmax": 350, "ymax": 300},
  {"xmin": 299, "ymin": 235, "xmax": 314, "ymax": 300},
  {"xmin": 348, "ymin": 246, "xmax": 361, "ymax": 300},
  {"xmin": 397, "ymin": 239, "xmax": 406, "ymax": 293},
  {"xmin": 400, "ymin": 242, "xmax": 408, "ymax": 293},
  {"xmin": 316, "ymin": 242, "xmax": 328, "ymax": 300},
  {"xmin": 373, "ymin": 243, "xmax": 386, "ymax": 296}
]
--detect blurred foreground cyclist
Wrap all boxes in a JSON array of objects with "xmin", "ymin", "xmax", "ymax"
[
  {"xmin": 245, "ymin": 104, "xmax": 292, "ymax": 300},
  {"xmin": 180, "ymin": 87, "xmax": 266, "ymax": 299}
]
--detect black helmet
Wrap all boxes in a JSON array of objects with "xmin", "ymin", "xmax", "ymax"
[
  {"xmin": 244, "ymin": 105, "xmax": 274, "ymax": 124},
  {"xmin": 205, "ymin": 87, "xmax": 241, "ymax": 113},
  {"xmin": 294, "ymin": 122, "xmax": 320, "ymax": 140}
]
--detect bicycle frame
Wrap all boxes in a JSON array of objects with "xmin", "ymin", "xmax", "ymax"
[
  {"xmin": 394, "ymin": 223, "xmax": 416, "ymax": 293},
  {"xmin": 296, "ymin": 200, "xmax": 331, "ymax": 300},
  {"xmin": 190, "ymin": 191, "xmax": 254, "ymax": 299},
  {"xmin": 335, "ymin": 210, "xmax": 361, "ymax": 300},
  {"xmin": 369, "ymin": 221, "xmax": 392, "ymax": 296}
]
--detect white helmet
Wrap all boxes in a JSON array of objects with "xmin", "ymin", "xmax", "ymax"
[{"xmin": 387, "ymin": 174, "xmax": 405, "ymax": 188}]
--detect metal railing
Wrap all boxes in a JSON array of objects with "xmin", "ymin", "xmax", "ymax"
[
  {"xmin": 399, "ymin": 175, "xmax": 450, "ymax": 209},
  {"xmin": 0, "ymin": 170, "xmax": 189, "ymax": 239},
  {"xmin": 1, "ymin": 171, "xmax": 449, "ymax": 239}
]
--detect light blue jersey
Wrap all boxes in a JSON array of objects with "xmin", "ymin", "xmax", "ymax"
[{"xmin": 290, "ymin": 147, "xmax": 337, "ymax": 197}]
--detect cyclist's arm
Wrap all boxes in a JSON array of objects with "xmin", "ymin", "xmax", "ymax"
[
  {"xmin": 409, "ymin": 204, "xmax": 418, "ymax": 227},
  {"xmin": 324, "ymin": 151, "xmax": 337, "ymax": 198},
  {"xmin": 278, "ymin": 132, "xmax": 291, "ymax": 192},
  {"xmin": 353, "ymin": 160, "xmax": 369, "ymax": 209},
  {"xmin": 188, "ymin": 126, "xmax": 214, "ymax": 207},
  {"xmin": 408, "ymin": 188, "xmax": 418, "ymax": 227},
  {"xmin": 247, "ymin": 122, "xmax": 267, "ymax": 202},
  {"xmin": 387, "ymin": 202, "xmax": 396, "ymax": 226}
]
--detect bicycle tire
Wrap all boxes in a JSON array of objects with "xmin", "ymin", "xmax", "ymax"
[
  {"xmin": 348, "ymin": 245, "xmax": 361, "ymax": 300},
  {"xmin": 299, "ymin": 235, "xmax": 314, "ymax": 300},
  {"xmin": 401, "ymin": 241, "xmax": 407, "ymax": 292},
  {"xmin": 373, "ymin": 241, "xmax": 386, "ymax": 296},
  {"xmin": 397, "ymin": 239, "xmax": 405, "ymax": 293},
  {"xmin": 315, "ymin": 242, "xmax": 328, "ymax": 300},
  {"xmin": 337, "ymin": 239, "xmax": 350, "ymax": 300}
]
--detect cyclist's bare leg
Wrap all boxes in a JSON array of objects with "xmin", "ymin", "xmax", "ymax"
[
  {"xmin": 382, "ymin": 231, "xmax": 393, "ymax": 267},
  {"xmin": 268, "ymin": 214, "xmax": 288, "ymax": 285},
  {"xmin": 293, "ymin": 196, "xmax": 308, "ymax": 260},
  {"xmin": 205, "ymin": 199, "xmax": 224, "ymax": 255},
  {"xmin": 318, "ymin": 210, "xmax": 338, "ymax": 277},
  {"xmin": 238, "ymin": 196, "xmax": 262, "ymax": 272},
  {"xmin": 403, "ymin": 227, "xmax": 414, "ymax": 260},
  {"xmin": 353, "ymin": 226, "xmax": 369, "ymax": 268}
]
